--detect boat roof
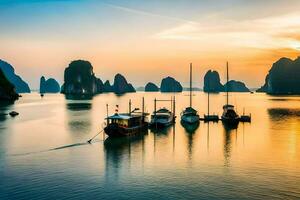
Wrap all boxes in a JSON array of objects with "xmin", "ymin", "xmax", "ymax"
[
  {"xmin": 184, "ymin": 107, "xmax": 197, "ymax": 113},
  {"xmin": 106, "ymin": 113, "xmax": 143, "ymax": 120},
  {"xmin": 155, "ymin": 108, "xmax": 171, "ymax": 113},
  {"xmin": 223, "ymin": 104, "xmax": 235, "ymax": 109}
]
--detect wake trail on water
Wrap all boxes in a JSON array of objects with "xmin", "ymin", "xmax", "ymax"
[{"xmin": 8, "ymin": 139, "xmax": 103, "ymax": 157}]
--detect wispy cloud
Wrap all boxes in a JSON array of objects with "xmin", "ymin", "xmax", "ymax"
[
  {"xmin": 103, "ymin": 2, "xmax": 197, "ymax": 24},
  {"xmin": 154, "ymin": 12, "xmax": 300, "ymax": 51}
]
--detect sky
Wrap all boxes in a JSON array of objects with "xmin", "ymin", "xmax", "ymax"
[{"xmin": 1, "ymin": 0, "xmax": 300, "ymax": 89}]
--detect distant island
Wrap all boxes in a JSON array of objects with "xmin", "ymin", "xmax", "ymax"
[
  {"xmin": 203, "ymin": 70, "xmax": 249, "ymax": 92},
  {"xmin": 257, "ymin": 57, "xmax": 300, "ymax": 94},
  {"xmin": 61, "ymin": 60, "xmax": 135, "ymax": 96},
  {"xmin": 145, "ymin": 82, "xmax": 159, "ymax": 92},
  {"xmin": 160, "ymin": 76, "xmax": 183, "ymax": 92},
  {"xmin": 0, "ymin": 68, "xmax": 19, "ymax": 102},
  {"xmin": 40, "ymin": 76, "xmax": 60, "ymax": 93},
  {"xmin": 0, "ymin": 59, "xmax": 30, "ymax": 93}
]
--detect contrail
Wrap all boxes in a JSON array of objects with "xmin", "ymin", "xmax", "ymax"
[{"xmin": 103, "ymin": 2, "xmax": 198, "ymax": 24}]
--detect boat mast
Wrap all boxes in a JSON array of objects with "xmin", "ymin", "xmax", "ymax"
[
  {"xmin": 190, "ymin": 63, "xmax": 192, "ymax": 107},
  {"xmin": 142, "ymin": 97, "xmax": 145, "ymax": 122},
  {"xmin": 106, "ymin": 104, "xmax": 109, "ymax": 124},
  {"xmin": 129, "ymin": 99, "xmax": 132, "ymax": 115},
  {"xmin": 226, "ymin": 61, "xmax": 229, "ymax": 106},
  {"xmin": 207, "ymin": 80, "xmax": 210, "ymax": 116}
]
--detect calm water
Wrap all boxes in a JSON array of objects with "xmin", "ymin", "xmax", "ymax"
[{"xmin": 0, "ymin": 92, "xmax": 299, "ymax": 200}]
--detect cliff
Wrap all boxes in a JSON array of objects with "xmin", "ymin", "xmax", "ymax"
[
  {"xmin": 0, "ymin": 59, "xmax": 30, "ymax": 93},
  {"xmin": 257, "ymin": 57, "xmax": 300, "ymax": 94},
  {"xmin": 61, "ymin": 60, "xmax": 103, "ymax": 95},
  {"xmin": 113, "ymin": 74, "xmax": 136, "ymax": 94},
  {"xmin": 0, "ymin": 68, "xmax": 19, "ymax": 102},
  {"xmin": 40, "ymin": 76, "xmax": 60, "ymax": 93},
  {"xmin": 160, "ymin": 76, "xmax": 182, "ymax": 92}
]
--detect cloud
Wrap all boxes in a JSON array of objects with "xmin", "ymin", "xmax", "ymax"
[
  {"xmin": 154, "ymin": 12, "xmax": 300, "ymax": 51},
  {"xmin": 103, "ymin": 2, "xmax": 196, "ymax": 24}
]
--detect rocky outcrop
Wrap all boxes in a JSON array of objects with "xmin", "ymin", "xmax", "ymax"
[
  {"xmin": 160, "ymin": 76, "xmax": 182, "ymax": 92},
  {"xmin": 145, "ymin": 82, "xmax": 159, "ymax": 92},
  {"xmin": 40, "ymin": 76, "xmax": 60, "ymax": 93},
  {"xmin": 103, "ymin": 80, "xmax": 113, "ymax": 92},
  {"xmin": 113, "ymin": 74, "xmax": 136, "ymax": 94},
  {"xmin": 0, "ymin": 59, "xmax": 30, "ymax": 93},
  {"xmin": 224, "ymin": 80, "xmax": 250, "ymax": 92},
  {"xmin": 0, "ymin": 68, "xmax": 19, "ymax": 102},
  {"xmin": 61, "ymin": 60, "xmax": 103, "ymax": 95},
  {"xmin": 203, "ymin": 70, "xmax": 224, "ymax": 92},
  {"xmin": 257, "ymin": 57, "xmax": 300, "ymax": 94}
]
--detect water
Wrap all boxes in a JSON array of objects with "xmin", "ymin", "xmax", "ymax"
[{"xmin": 0, "ymin": 92, "xmax": 299, "ymax": 200}]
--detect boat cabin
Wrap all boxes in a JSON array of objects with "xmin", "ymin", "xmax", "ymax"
[
  {"xmin": 222, "ymin": 104, "xmax": 238, "ymax": 118},
  {"xmin": 106, "ymin": 113, "xmax": 146, "ymax": 128}
]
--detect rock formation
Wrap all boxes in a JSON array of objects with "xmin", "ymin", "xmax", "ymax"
[
  {"xmin": 224, "ymin": 80, "xmax": 250, "ymax": 92},
  {"xmin": 160, "ymin": 76, "xmax": 182, "ymax": 92},
  {"xmin": 61, "ymin": 60, "xmax": 103, "ymax": 95},
  {"xmin": 145, "ymin": 82, "xmax": 159, "ymax": 92},
  {"xmin": 113, "ymin": 74, "xmax": 136, "ymax": 94},
  {"xmin": 0, "ymin": 59, "xmax": 30, "ymax": 93},
  {"xmin": 257, "ymin": 57, "xmax": 300, "ymax": 94},
  {"xmin": 0, "ymin": 68, "xmax": 19, "ymax": 102},
  {"xmin": 103, "ymin": 80, "xmax": 113, "ymax": 92},
  {"xmin": 40, "ymin": 76, "xmax": 60, "ymax": 93},
  {"xmin": 203, "ymin": 70, "xmax": 224, "ymax": 92}
]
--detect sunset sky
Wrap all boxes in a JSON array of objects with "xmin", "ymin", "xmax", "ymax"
[{"xmin": 1, "ymin": 0, "xmax": 300, "ymax": 89}]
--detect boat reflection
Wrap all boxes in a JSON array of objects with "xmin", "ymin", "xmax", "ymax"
[
  {"xmin": 268, "ymin": 108, "xmax": 300, "ymax": 121},
  {"xmin": 65, "ymin": 102, "xmax": 92, "ymax": 134},
  {"xmin": 181, "ymin": 121, "xmax": 199, "ymax": 161},
  {"xmin": 104, "ymin": 134, "xmax": 147, "ymax": 179},
  {"xmin": 0, "ymin": 102, "xmax": 12, "ymax": 121},
  {"xmin": 223, "ymin": 125, "xmax": 237, "ymax": 167},
  {"xmin": 181, "ymin": 120, "xmax": 199, "ymax": 134}
]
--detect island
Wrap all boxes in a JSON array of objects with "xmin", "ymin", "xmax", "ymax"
[
  {"xmin": 160, "ymin": 76, "xmax": 183, "ymax": 92},
  {"xmin": 224, "ymin": 80, "xmax": 250, "ymax": 92},
  {"xmin": 203, "ymin": 70, "xmax": 224, "ymax": 92},
  {"xmin": 145, "ymin": 82, "xmax": 159, "ymax": 92},
  {"xmin": 0, "ymin": 68, "xmax": 19, "ymax": 102},
  {"xmin": 40, "ymin": 76, "xmax": 60, "ymax": 93},
  {"xmin": 112, "ymin": 73, "xmax": 136, "ymax": 94},
  {"xmin": 0, "ymin": 59, "xmax": 30, "ymax": 93},
  {"xmin": 61, "ymin": 60, "xmax": 136, "ymax": 96},
  {"xmin": 203, "ymin": 70, "xmax": 250, "ymax": 92},
  {"xmin": 257, "ymin": 57, "xmax": 300, "ymax": 94}
]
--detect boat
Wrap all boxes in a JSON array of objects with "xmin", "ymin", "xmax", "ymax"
[
  {"xmin": 221, "ymin": 62, "xmax": 239, "ymax": 126},
  {"xmin": 181, "ymin": 63, "xmax": 200, "ymax": 124},
  {"xmin": 104, "ymin": 98, "xmax": 149, "ymax": 137},
  {"xmin": 150, "ymin": 98, "xmax": 176, "ymax": 128}
]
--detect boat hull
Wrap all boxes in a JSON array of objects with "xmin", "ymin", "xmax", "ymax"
[
  {"xmin": 104, "ymin": 122, "xmax": 148, "ymax": 137},
  {"xmin": 221, "ymin": 116, "xmax": 239, "ymax": 128},
  {"xmin": 149, "ymin": 120, "xmax": 174, "ymax": 128},
  {"xmin": 181, "ymin": 115, "xmax": 199, "ymax": 124}
]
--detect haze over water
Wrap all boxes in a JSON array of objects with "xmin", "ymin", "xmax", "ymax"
[{"xmin": 1, "ymin": 92, "xmax": 299, "ymax": 200}]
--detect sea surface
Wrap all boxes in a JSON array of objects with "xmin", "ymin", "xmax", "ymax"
[{"xmin": 0, "ymin": 92, "xmax": 299, "ymax": 200}]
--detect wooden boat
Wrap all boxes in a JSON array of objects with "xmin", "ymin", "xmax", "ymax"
[
  {"xmin": 104, "ymin": 98, "xmax": 149, "ymax": 137},
  {"xmin": 221, "ymin": 62, "xmax": 239, "ymax": 126},
  {"xmin": 181, "ymin": 63, "xmax": 200, "ymax": 124},
  {"xmin": 150, "ymin": 98, "xmax": 176, "ymax": 128}
]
